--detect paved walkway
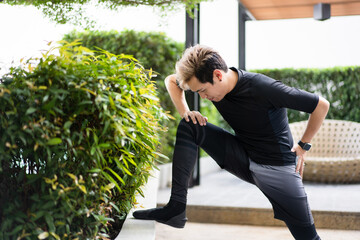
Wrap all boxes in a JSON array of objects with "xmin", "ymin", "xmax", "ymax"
[
  {"xmin": 156, "ymin": 222, "xmax": 360, "ymax": 240},
  {"xmin": 156, "ymin": 168, "xmax": 360, "ymax": 239},
  {"xmin": 157, "ymin": 168, "xmax": 360, "ymax": 212}
]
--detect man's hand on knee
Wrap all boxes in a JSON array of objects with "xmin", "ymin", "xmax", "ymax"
[{"xmin": 183, "ymin": 111, "xmax": 208, "ymax": 126}]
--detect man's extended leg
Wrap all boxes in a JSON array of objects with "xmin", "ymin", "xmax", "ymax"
[
  {"xmin": 249, "ymin": 160, "xmax": 321, "ymax": 240},
  {"xmin": 133, "ymin": 119, "xmax": 253, "ymax": 228}
]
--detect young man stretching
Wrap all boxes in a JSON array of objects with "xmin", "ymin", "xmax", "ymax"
[{"xmin": 133, "ymin": 45, "xmax": 330, "ymax": 240}]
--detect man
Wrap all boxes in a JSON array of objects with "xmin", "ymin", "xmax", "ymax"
[{"xmin": 133, "ymin": 45, "xmax": 329, "ymax": 239}]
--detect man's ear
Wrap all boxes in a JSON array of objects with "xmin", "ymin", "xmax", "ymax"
[{"xmin": 213, "ymin": 69, "xmax": 223, "ymax": 81}]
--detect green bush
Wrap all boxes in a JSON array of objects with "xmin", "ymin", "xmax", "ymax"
[
  {"xmin": 0, "ymin": 41, "xmax": 168, "ymax": 239},
  {"xmin": 63, "ymin": 29, "xmax": 185, "ymax": 162}
]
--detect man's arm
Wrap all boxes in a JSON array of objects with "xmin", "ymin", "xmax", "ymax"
[
  {"xmin": 164, "ymin": 74, "xmax": 207, "ymax": 126},
  {"xmin": 291, "ymin": 96, "xmax": 330, "ymax": 177}
]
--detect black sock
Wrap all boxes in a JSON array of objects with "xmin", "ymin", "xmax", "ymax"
[{"xmin": 149, "ymin": 199, "xmax": 186, "ymax": 221}]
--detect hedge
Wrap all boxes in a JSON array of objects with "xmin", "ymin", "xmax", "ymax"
[
  {"xmin": 0, "ymin": 41, "xmax": 168, "ymax": 239},
  {"xmin": 63, "ymin": 29, "xmax": 184, "ymax": 161}
]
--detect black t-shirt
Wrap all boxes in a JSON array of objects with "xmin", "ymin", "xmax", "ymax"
[{"xmin": 212, "ymin": 67, "xmax": 319, "ymax": 166}]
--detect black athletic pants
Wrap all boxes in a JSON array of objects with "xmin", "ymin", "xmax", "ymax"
[{"xmin": 170, "ymin": 119, "xmax": 320, "ymax": 240}]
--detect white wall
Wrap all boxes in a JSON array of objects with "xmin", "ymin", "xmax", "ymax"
[
  {"xmin": 246, "ymin": 15, "xmax": 360, "ymax": 69},
  {"xmin": 200, "ymin": 0, "xmax": 239, "ymax": 68}
]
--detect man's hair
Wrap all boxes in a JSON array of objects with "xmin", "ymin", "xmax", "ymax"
[{"xmin": 175, "ymin": 45, "xmax": 228, "ymax": 90}]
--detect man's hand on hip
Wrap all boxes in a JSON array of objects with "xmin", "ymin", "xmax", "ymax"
[{"xmin": 291, "ymin": 145, "xmax": 307, "ymax": 178}]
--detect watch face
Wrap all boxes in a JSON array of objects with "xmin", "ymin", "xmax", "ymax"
[
  {"xmin": 303, "ymin": 143, "xmax": 311, "ymax": 151},
  {"xmin": 298, "ymin": 140, "xmax": 311, "ymax": 151}
]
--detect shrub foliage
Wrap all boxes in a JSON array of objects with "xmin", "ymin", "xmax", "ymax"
[
  {"xmin": 63, "ymin": 29, "xmax": 184, "ymax": 161},
  {"xmin": 0, "ymin": 41, "xmax": 168, "ymax": 239}
]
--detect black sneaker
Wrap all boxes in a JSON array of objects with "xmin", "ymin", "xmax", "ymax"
[{"xmin": 132, "ymin": 200, "xmax": 187, "ymax": 228}]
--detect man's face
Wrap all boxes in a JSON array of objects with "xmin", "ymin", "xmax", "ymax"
[{"xmin": 187, "ymin": 74, "xmax": 226, "ymax": 102}]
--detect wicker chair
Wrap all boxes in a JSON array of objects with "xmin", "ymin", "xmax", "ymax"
[{"xmin": 289, "ymin": 119, "xmax": 360, "ymax": 183}]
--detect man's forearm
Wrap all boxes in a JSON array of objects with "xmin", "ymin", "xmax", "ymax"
[
  {"xmin": 165, "ymin": 74, "xmax": 190, "ymax": 118},
  {"xmin": 301, "ymin": 96, "xmax": 330, "ymax": 143}
]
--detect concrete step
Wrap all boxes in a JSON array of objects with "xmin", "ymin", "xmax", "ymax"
[
  {"xmin": 117, "ymin": 170, "xmax": 160, "ymax": 240},
  {"xmin": 158, "ymin": 204, "xmax": 360, "ymax": 230},
  {"xmin": 157, "ymin": 164, "xmax": 360, "ymax": 232}
]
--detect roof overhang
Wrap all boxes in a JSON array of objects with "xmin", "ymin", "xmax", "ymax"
[{"xmin": 239, "ymin": 0, "xmax": 360, "ymax": 20}]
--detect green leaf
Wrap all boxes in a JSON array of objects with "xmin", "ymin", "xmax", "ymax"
[
  {"xmin": 98, "ymin": 143, "xmax": 111, "ymax": 148},
  {"xmin": 45, "ymin": 214, "xmax": 55, "ymax": 232},
  {"xmin": 102, "ymin": 171, "xmax": 122, "ymax": 192},
  {"xmin": 90, "ymin": 146, "xmax": 96, "ymax": 155},
  {"xmin": 109, "ymin": 95, "xmax": 115, "ymax": 109},
  {"xmin": 93, "ymin": 133, "xmax": 98, "ymax": 144},
  {"xmin": 78, "ymin": 184, "xmax": 87, "ymax": 194},
  {"xmin": 50, "ymin": 232, "xmax": 61, "ymax": 240},
  {"xmin": 154, "ymin": 151, "xmax": 169, "ymax": 160},
  {"xmin": 42, "ymin": 201, "xmax": 55, "ymax": 210},
  {"xmin": 141, "ymin": 94, "xmax": 159, "ymax": 101},
  {"xmin": 88, "ymin": 168, "xmax": 102, "ymax": 173},
  {"xmin": 104, "ymin": 183, "xmax": 115, "ymax": 192},
  {"xmin": 67, "ymin": 173, "xmax": 77, "ymax": 181},
  {"xmin": 47, "ymin": 138, "xmax": 62, "ymax": 145},
  {"xmin": 136, "ymin": 120, "xmax": 142, "ymax": 129},
  {"xmin": 26, "ymin": 107, "xmax": 37, "ymax": 115},
  {"xmin": 109, "ymin": 202, "xmax": 120, "ymax": 212},
  {"xmin": 105, "ymin": 167, "xmax": 125, "ymax": 185},
  {"xmin": 127, "ymin": 157, "xmax": 138, "ymax": 167},
  {"xmin": 130, "ymin": 82, "xmax": 137, "ymax": 97},
  {"xmin": 121, "ymin": 164, "xmax": 132, "ymax": 176},
  {"xmin": 63, "ymin": 121, "xmax": 72, "ymax": 129},
  {"xmin": 38, "ymin": 232, "xmax": 49, "ymax": 239},
  {"xmin": 101, "ymin": 120, "xmax": 110, "ymax": 136},
  {"xmin": 81, "ymin": 88, "xmax": 97, "ymax": 96},
  {"xmin": 8, "ymin": 225, "xmax": 23, "ymax": 235}
]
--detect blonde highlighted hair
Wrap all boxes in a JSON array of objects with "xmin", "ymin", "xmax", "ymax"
[{"xmin": 175, "ymin": 45, "xmax": 228, "ymax": 90}]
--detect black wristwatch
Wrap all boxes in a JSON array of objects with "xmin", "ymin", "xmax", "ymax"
[{"xmin": 298, "ymin": 140, "xmax": 312, "ymax": 151}]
